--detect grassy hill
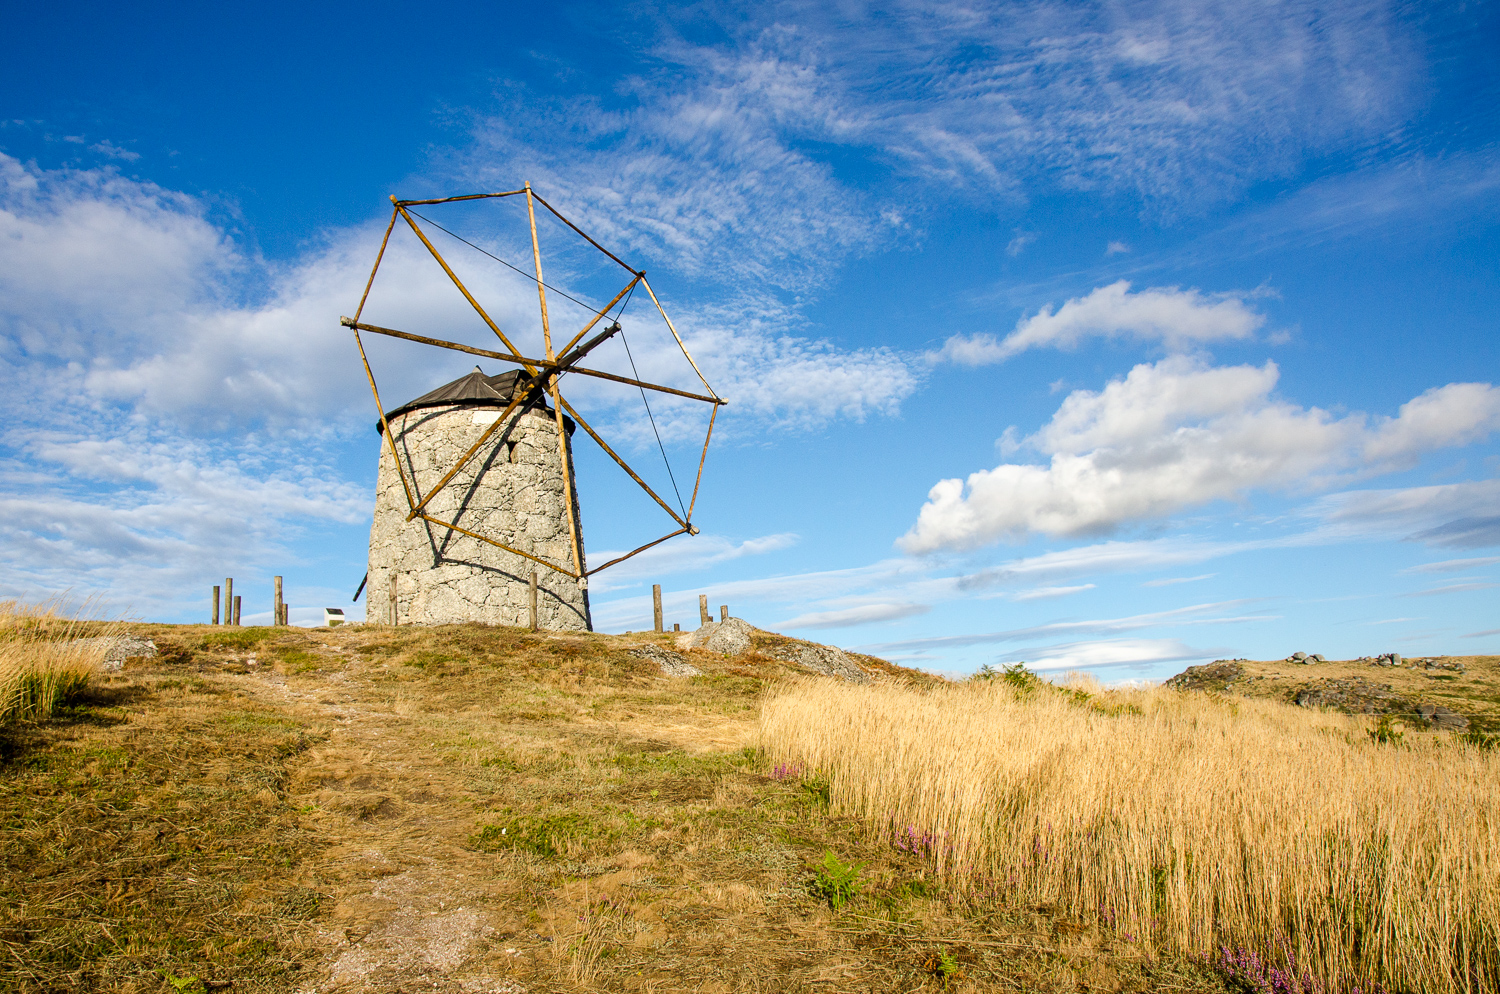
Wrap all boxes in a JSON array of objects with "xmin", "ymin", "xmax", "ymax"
[
  {"xmin": 1163, "ymin": 652, "xmax": 1500, "ymax": 737},
  {"xmin": 2, "ymin": 619, "xmax": 1496, "ymax": 993}
]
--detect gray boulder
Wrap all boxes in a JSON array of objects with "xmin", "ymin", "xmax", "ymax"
[{"xmin": 687, "ymin": 617, "xmax": 755, "ymax": 656}]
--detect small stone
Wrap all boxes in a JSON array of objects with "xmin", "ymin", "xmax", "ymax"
[
  {"xmin": 1310, "ymin": 654, "xmax": 1326, "ymax": 662},
  {"xmin": 1291, "ymin": 651, "xmax": 1308, "ymax": 661}
]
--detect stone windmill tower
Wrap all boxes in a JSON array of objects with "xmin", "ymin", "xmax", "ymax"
[
  {"xmin": 342, "ymin": 182, "xmax": 723, "ymax": 631},
  {"xmin": 367, "ymin": 367, "xmax": 591, "ymax": 629}
]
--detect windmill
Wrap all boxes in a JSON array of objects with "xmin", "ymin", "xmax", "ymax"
[{"xmin": 341, "ymin": 183, "xmax": 723, "ymax": 629}]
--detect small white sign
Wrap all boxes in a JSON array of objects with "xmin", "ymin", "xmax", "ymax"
[{"xmin": 324, "ymin": 608, "xmax": 346, "ymax": 627}]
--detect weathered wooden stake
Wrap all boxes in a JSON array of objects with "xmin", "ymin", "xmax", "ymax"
[
  {"xmin": 653, "ymin": 584, "xmax": 663, "ymax": 633},
  {"xmin": 212, "ymin": 585, "xmax": 220, "ymax": 625},
  {"xmin": 673, "ymin": 623, "xmax": 680, "ymax": 632},
  {"xmin": 224, "ymin": 578, "xmax": 233, "ymax": 625},
  {"xmin": 529, "ymin": 570, "xmax": 539, "ymax": 631},
  {"xmin": 233, "ymin": 596, "xmax": 242, "ymax": 626},
  {"xmin": 388, "ymin": 573, "xmax": 398, "ymax": 626},
  {"xmin": 720, "ymin": 604, "xmax": 728, "ymax": 621},
  {"xmin": 273, "ymin": 576, "xmax": 283, "ymax": 627}
]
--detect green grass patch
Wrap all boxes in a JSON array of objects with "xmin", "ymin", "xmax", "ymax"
[
  {"xmin": 472, "ymin": 810, "xmax": 624, "ymax": 859},
  {"xmin": 195, "ymin": 628, "xmax": 282, "ymax": 650}
]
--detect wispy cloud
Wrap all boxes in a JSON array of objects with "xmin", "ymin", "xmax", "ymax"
[
  {"xmin": 994, "ymin": 637, "xmax": 1215, "ymax": 673},
  {"xmin": 856, "ymin": 600, "xmax": 1272, "ymax": 655},
  {"xmin": 1405, "ymin": 582, "xmax": 1498, "ymax": 598},
  {"xmin": 1010, "ymin": 584, "xmax": 1094, "ymax": 601},
  {"xmin": 1143, "ymin": 573, "xmax": 1215, "ymax": 587},
  {"xmin": 1401, "ymin": 557, "xmax": 1500, "ymax": 574},
  {"xmin": 1310, "ymin": 481, "xmax": 1500, "ymax": 548},
  {"xmin": 779, "ymin": 602, "xmax": 930, "ymax": 629},
  {"xmin": 585, "ymin": 532, "xmax": 799, "ymax": 594}
]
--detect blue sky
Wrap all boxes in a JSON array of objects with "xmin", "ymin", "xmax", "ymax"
[{"xmin": 2, "ymin": 0, "xmax": 1497, "ymax": 681}]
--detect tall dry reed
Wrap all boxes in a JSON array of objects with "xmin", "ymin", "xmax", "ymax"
[
  {"xmin": 0, "ymin": 598, "xmax": 109, "ymax": 721},
  {"xmin": 761, "ymin": 676, "xmax": 1499, "ymax": 994}
]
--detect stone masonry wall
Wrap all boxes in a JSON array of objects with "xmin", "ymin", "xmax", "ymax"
[{"xmin": 367, "ymin": 404, "xmax": 591, "ymax": 629}]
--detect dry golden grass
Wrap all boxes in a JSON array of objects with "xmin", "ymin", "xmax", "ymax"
[
  {"xmin": 0, "ymin": 599, "xmax": 109, "ymax": 722},
  {"xmin": 760, "ymin": 673, "xmax": 1500, "ymax": 994}
]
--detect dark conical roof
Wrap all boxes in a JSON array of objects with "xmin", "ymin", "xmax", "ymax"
[{"xmin": 377, "ymin": 367, "xmax": 561, "ymax": 433}]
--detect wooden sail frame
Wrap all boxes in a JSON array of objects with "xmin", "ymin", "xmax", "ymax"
[{"xmin": 344, "ymin": 185, "xmax": 724, "ymax": 584}]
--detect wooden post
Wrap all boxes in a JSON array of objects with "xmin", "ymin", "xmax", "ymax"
[
  {"xmin": 212, "ymin": 585, "xmax": 220, "ymax": 625},
  {"xmin": 720, "ymin": 604, "xmax": 728, "ymax": 622},
  {"xmin": 388, "ymin": 573, "xmax": 398, "ymax": 626},
  {"xmin": 273, "ymin": 576, "xmax": 283, "ymax": 627},
  {"xmin": 699, "ymin": 595, "xmax": 710, "ymax": 626},
  {"xmin": 652, "ymin": 584, "xmax": 663, "ymax": 633},
  {"xmin": 224, "ymin": 578, "xmax": 233, "ymax": 625},
  {"xmin": 529, "ymin": 570, "xmax": 539, "ymax": 632},
  {"xmin": 673, "ymin": 623, "xmax": 680, "ymax": 632},
  {"xmin": 233, "ymin": 596, "xmax": 241, "ymax": 626}
]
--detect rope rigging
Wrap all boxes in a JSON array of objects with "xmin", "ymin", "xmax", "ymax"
[{"xmin": 411, "ymin": 205, "xmax": 688, "ymax": 520}]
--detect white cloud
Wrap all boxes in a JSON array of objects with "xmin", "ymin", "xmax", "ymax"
[
  {"xmin": 929, "ymin": 281, "xmax": 1265, "ymax": 366},
  {"xmin": 778, "ymin": 602, "xmax": 930, "ymax": 629},
  {"xmin": 1106, "ymin": 241, "xmax": 1130, "ymax": 255},
  {"xmin": 901, "ymin": 358, "xmax": 1500, "ymax": 551},
  {"xmin": 1363, "ymin": 383, "xmax": 1500, "ymax": 463}
]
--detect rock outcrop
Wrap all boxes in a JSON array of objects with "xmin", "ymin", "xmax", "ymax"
[
  {"xmin": 628, "ymin": 645, "xmax": 700, "ymax": 678},
  {"xmin": 1292, "ymin": 677, "xmax": 1411, "ymax": 715},
  {"xmin": 1165, "ymin": 660, "xmax": 1244, "ymax": 692},
  {"xmin": 679, "ymin": 618, "xmax": 873, "ymax": 684},
  {"xmin": 771, "ymin": 643, "xmax": 872, "ymax": 685},
  {"xmin": 67, "ymin": 636, "xmax": 158, "ymax": 672}
]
